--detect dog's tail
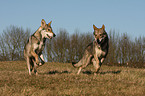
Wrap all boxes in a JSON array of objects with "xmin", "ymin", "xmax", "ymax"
[
  {"xmin": 72, "ymin": 60, "xmax": 83, "ymax": 68},
  {"xmin": 72, "ymin": 62, "xmax": 76, "ymax": 67}
]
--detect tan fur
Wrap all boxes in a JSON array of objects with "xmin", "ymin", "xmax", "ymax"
[
  {"xmin": 72, "ymin": 24, "xmax": 109, "ymax": 75},
  {"xmin": 24, "ymin": 19, "xmax": 56, "ymax": 75}
]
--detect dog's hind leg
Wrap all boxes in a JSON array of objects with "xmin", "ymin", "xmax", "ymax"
[
  {"xmin": 77, "ymin": 67, "xmax": 82, "ymax": 75},
  {"xmin": 76, "ymin": 55, "xmax": 92, "ymax": 75},
  {"xmin": 30, "ymin": 58, "xmax": 34, "ymax": 72},
  {"xmin": 26, "ymin": 57, "xmax": 32, "ymax": 75}
]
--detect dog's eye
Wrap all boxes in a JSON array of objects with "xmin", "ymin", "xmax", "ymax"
[
  {"xmin": 48, "ymin": 29, "xmax": 50, "ymax": 31},
  {"xmin": 94, "ymin": 34, "xmax": 97, "ymax": 36}
]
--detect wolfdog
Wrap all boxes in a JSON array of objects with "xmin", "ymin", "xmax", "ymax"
[
  {"xmin": 72, "ymin": 24, "xmax": 109, "ymax": 75},
  {"xmin": 24, "ymin": 19, "xmax": 56, "ymax": 75}
]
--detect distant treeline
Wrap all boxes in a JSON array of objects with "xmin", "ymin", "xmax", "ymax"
[{"xmin": 0, "ymin": 25, "xmax": 144, "ymax": 68}]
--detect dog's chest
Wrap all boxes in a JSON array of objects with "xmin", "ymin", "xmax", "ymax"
[
  {"xmin": 33, "ymin": 41, "xmax": 45, "ymax": 52},
  {"xmin": 38, "ymin": 41, "xmax": 44, "ymax": 49},
  {"xmin": 94, "ymin": 47, "xmax": 105, "ymax": 57}
]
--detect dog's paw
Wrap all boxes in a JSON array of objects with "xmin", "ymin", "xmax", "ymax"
[
  {"xmin": 39, "ymin": 63, "xmax": 42, "ymax": 66},
  {"xmin": 36, "ymin": 59, "xmax": 41, "ymax": 65},
  {"xmin": 38, "ymin": 61, "xmax": 45, "ymax": 66},
  {"xmin": 41, "ymin": 60, "xmax": 45, "ymax": 65}
]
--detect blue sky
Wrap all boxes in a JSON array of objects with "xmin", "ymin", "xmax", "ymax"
[{"xmin": 0, "ymin": 0, "xmax": 145, "ymax": 39}]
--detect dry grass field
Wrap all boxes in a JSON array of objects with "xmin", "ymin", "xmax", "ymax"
[{"xmin": 0, "ymin": 61, "xmax": 145, "ymax": 96}]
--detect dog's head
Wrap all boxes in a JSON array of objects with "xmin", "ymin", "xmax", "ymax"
[
  {"xmin": 40, "ymin": 19, "xmax": 56, "ymax": 39},
  {"xmin": 93, "ymin": 24, "xmax": 107, "ymax": 44}
]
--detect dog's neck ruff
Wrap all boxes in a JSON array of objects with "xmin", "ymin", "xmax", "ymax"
[
  {"xmin": 32, "ymin": 34, "xmax": 40, "ymax": 41},
  {"xmin": 32, "ymin": 31, "xmax": 46, "ymax": 44},
  {"xmin": 93, "ymin": 40, "xmax": 101, "ymax": 49},
  {"xmin": 94, "ymin": 40, "xmax": 101, "ymax": 45}
]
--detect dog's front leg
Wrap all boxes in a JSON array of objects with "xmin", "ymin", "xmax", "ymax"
[
  {"xmin": 101, "ymin": 58, "xmax": 104, "ymax": 64},
  {"xmin": 30, "ymin": 51, "xmax": 40, "ymax": 64},
  {"xmin": 93, "ymin": 55, "xmax": 101, "ymax": 74},
  {"xmin": 32, "ymin": 59, "xmax": 38, "ymax": 75},
  {"xmin": 39, "ymin": 54, "xmax": 45, "ymax": 65}
]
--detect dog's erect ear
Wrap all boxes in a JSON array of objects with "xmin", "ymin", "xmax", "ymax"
[
  {"xmin": 102, "ymin": 24, "xmax": 105, "ymax": 30},
  {"xmin": 41, "ymin": 19, "xmax": 46, "ymax": 28},
  {"xmin": 93, "ymin": 24, "xmax": 98, "ymax": 30},
  {"xmin": 48, "ymin": 21, "xmax": 52, "ymax": 26}
]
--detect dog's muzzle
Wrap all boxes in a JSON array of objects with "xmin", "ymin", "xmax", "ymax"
[
  {"xmin": 47, "ymin": 34, "xmax": 56, "ymax": 39},
  {"xmin": 46, "ymin": 34, "xmax": 52, "ymax": 39},
  {"xmin": 96, "ymin": 37, "xmax": 104, "ymax": 44},
  {"xmin": 95, "ymin": 38, "xmax": 101, "ymax": 44}
]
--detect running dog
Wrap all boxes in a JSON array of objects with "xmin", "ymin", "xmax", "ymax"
[
  {"xmin": 24, "ymin": 19, "xmax": 56, "ymax": 75},
  {"xmin": 72, "ymin": 24, "xmax": 109, "ymax": 75}
]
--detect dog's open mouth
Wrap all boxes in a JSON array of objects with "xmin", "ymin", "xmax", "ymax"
[
  {"xmin": 97, "ymin": 39, "xmax": 101, "ymax": 44},
  {"xmin": 47, "ymin": 34, "xmax": 52, "ymax": 39}
]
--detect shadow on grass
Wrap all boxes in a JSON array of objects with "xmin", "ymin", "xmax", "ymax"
[
  {"xmin": 42, "ymin": 70, "xmax": 121, "ymax": 75},
  {"xmin": 100, "ymin": 70, "xmax": 121, "ymax": 74},
  {"xmin": 45, "ymin": 70, "xmax": 71, "ymax": 75},
  {"xmin": 82, "ymin": 70, "xmax": 121, "ymax": 75}
]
